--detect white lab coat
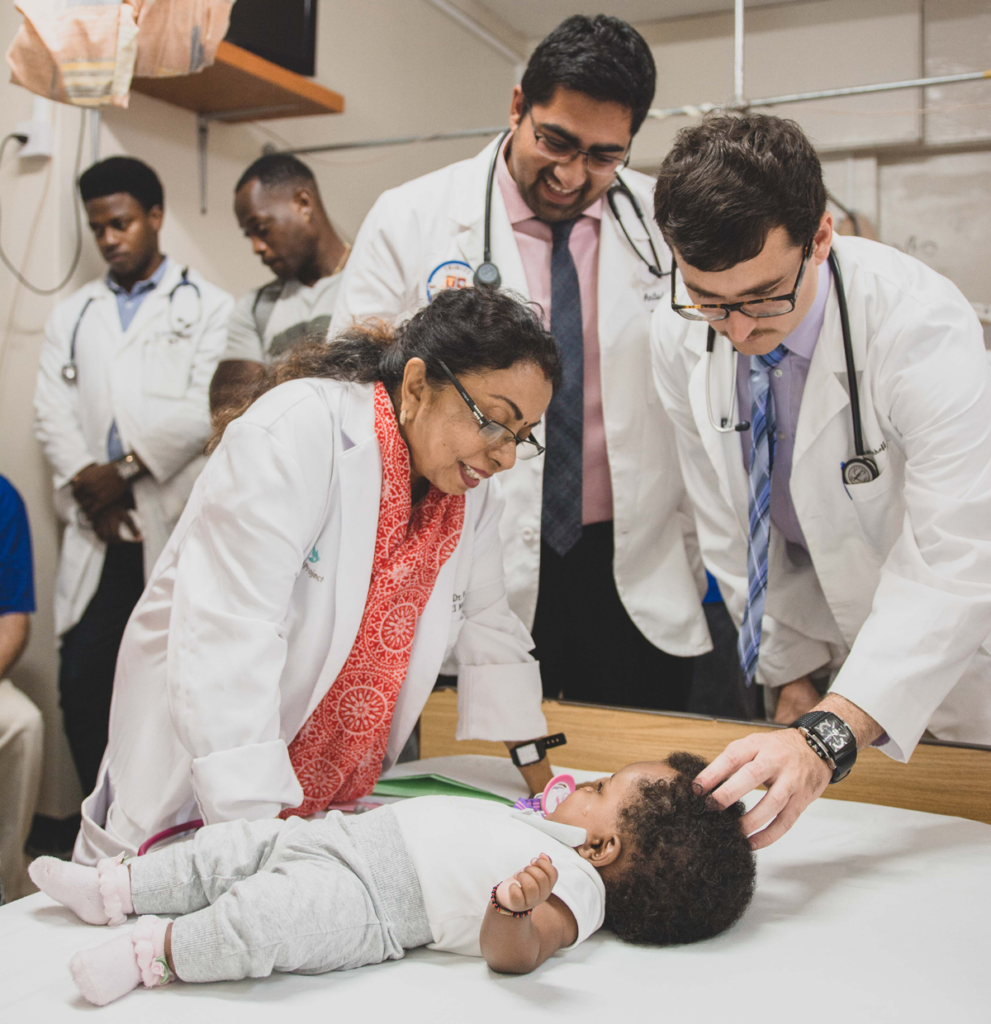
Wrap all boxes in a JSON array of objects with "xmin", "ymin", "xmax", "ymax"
[
  {"xmin": 73, "ymin": 378, "xmax": 547, "ymax": 863},
  {"xmin": 34, "ymin": 261, "xmax": 234, "ymax": 636},
  {"xmin": 651, "ymin": 235, "xmax": 991, "ymax": 759},
  {"xmin": 332, "ymin": 138, "xmax": 710, "ymax": 656}
]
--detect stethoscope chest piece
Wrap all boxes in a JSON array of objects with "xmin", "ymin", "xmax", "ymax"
[
  {"xmin": 61, "ymin": 362, "xmax": 78, "ymax": 383},
  {"xmin": 472, "ymin": 260, "xmax": 501, "ymax": 289},
  {"xmin": 842, "ymin": 456, "xmax": 879, "ymax": 486}
]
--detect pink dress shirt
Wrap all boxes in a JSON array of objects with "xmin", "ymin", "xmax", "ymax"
[{"xmin": 496, "ymin": 140, "xmax": 613, "ymax": 526}]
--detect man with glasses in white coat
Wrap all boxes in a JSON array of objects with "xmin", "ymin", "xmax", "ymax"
[
  {"xmin": 650, "ymin": 114, "xmax": 991, "ymax": 851},
  {"xmin": 333, "ymin": 16, "xmax": 710, "ymax": 723}
]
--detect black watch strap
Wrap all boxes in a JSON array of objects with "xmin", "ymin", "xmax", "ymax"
[
  {"xmin": 791, "ymin": 711, "xmax": 857, "ymax": 784},
  {"xmin": 510, "ymin": 733, "xmax": 566, "ymax": 768}
]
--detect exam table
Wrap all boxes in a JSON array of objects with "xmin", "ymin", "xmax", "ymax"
[{"xmin": 3, "ymin": 694, "xmax": 988, "ymax": 1023}]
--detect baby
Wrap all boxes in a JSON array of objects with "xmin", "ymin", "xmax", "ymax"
[{"xmin": 30, "ymin": 752, "xmax": 755, "ymax": 1005}]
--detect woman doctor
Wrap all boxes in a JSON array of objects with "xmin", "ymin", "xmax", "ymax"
[{"xmin": 75, "ymin": 286, "xmax": 562, "ymax": 863}]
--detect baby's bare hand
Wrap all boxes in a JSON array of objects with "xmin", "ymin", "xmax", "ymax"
[{"xmin": 496, "ymin": 854, "xmax": 558, "ymax": 913}]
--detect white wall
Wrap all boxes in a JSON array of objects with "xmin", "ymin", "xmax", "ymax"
[
  {"xmin": 624, "ymin": 0, "xmax": 991, "ymax": 314},
  {"xmin": 0, "ymin": 0, "xmax": 517, "ymax": 819}
]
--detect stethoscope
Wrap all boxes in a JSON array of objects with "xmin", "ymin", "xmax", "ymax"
[
  {"xmin": 61, "ymin": 267, "xmax": 203, "ymax": 384},
  {"xmin": 705, "ymin": 248, "xmax": 879, "ymax": 486},
  {"xmin": 472, "ymin": 130, "xmax": 669, "ymax": 290}
]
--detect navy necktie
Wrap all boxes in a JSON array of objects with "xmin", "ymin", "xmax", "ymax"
[{"xmin": 541, "ymin": 218, "xmax": 584, "ymax": 557}]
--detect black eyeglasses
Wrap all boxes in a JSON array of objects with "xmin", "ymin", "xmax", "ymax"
[
  {"xmin": 527, "ymin": 110, "xmax": 630, "ymax": 178},
  {"xmin": 671, "ymin": 240, "xmax": 815, "ymax": 322},
  {"xmin": 437, "ymin": 360, "xmax": 545, "ymax": 460}
]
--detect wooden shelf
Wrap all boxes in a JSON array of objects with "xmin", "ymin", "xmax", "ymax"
[{"xmin": 131, "ymin": 41, "xmax": 344, "ymax": 122}]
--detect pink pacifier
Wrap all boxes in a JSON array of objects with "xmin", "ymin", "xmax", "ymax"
[{"xmin": 514, "ymin": 773, "xmax": 576, "ymax": 816}]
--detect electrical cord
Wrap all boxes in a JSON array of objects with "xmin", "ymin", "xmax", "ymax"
[{"xmin": 0, "ymin": 109, "xmax": 86, "ymax": 295}]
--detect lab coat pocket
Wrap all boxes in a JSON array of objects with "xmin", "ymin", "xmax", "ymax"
[
  {"xmin": 846, "ymin": 468, "xmax": 901, "ymax": 554},
  {"xmin": 142, "ymin": 332, "xmax": 195, "ymax": 399}
]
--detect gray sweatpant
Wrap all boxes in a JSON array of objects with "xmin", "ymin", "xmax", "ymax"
[{"xmin": 128, "ymin": 807, "xmax": 432, "ymax": 984}]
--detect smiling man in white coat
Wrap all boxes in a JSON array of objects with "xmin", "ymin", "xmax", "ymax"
[
  {"xmin": 34, "ymin": 157, "xmax": 233, "ymax": 796},
  {"xmin": 650, "ymin": 115, "xmax": 991, "ymax": 849},
  {"xmin": 333, "ymin": 16, "xmax": 710, "ymax": 710}
]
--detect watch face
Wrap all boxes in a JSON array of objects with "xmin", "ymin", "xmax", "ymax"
[
  {"xmin": 814, "ymin": 717, "xmax": 853, "ymax": 753},
  {"xmin": 514, "ymin": 742, "xmax": 539, "ymax": 766}
]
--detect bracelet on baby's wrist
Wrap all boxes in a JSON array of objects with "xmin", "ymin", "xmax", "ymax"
[{"xmin": 490, "ymin": 883, "xmax": 532, "ymax": 919}]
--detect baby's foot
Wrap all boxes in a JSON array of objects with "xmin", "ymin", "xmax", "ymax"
[
  {"xmin": 70, "ymin": 931, "xmax": 141, "ymax": 1005},
  {"xmin": 70, "ymin": 916, "xmax": 173, "ymax": 1006},
  {"xmin": 28, "ymin": 855, "xmax": 132, "ymax": 926}
]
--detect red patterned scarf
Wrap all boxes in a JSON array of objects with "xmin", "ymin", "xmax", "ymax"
[{"xmin": 280, "ymin": 382, "xmax": 465, "ymax": 817}]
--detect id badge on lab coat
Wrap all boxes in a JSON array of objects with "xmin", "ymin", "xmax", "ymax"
[{"xmin": 142, "ymin": 331, "xmax": 194, "ymax": 398}]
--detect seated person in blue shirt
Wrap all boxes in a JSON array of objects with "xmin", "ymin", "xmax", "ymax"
[{"xmin": 0, "ymin": 474, "xmax": 43, "ymax": 903}]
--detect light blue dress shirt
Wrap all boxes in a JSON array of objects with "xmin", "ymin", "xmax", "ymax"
[{"xmin": 105, "ymin": 257, "xmax": 170, "ymax": 460}]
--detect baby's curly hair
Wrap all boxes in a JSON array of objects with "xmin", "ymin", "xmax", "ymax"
[{"xmin": 604, "ymin": 752, "xmax": 756, "ymax": 946}]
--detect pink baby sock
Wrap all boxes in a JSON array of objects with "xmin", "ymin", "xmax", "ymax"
[
  {"xmin": 70, "ymin": 915, "xmax": 173, "ymax": 1006},
  {"xmin": 28, "ymin": 854, "xmax": 133, "ymax": 926}
]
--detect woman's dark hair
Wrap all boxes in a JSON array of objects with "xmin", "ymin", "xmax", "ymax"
[
  {"xmin": 653, "ymin": 113, "xmax": 827, "ymax": 271},
  {"xmin": 604, "ymin": 752, "xmax": 756, "ymax": 946},
  {"xmin": 210, "ymin": 286, "xmax": 562, "ymax": 449},
  {"xmin": 521, "ymin": 15, "xmax": 656, "ymax": 136},
  {"xmin": 78, "ymin": 156, "xmax": 164, "ymax": 212}
]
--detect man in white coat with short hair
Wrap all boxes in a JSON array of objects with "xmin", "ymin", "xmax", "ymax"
[
  {"xmin": 650, "ymin": 114, "xmax": 991, "ymax": 850},
  {"xmin": 34, "ymin": 156, "xmax": 233, "ymax": 797},
  {"xmin": 333, "ymin": 15, "xmax": 711, "ymax": 710}
]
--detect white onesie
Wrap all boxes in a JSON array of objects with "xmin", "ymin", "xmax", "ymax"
[{"xmin": 391, "ymin": 796, "xmax": 605, "ymax": 957}]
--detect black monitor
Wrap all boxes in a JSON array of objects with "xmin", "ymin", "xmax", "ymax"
[{"xmin": 224, "ymin": 0, "xmax": 317, "ymax": 77}]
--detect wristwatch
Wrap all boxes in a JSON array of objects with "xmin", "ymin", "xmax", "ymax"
[
  {"xmin": 791, "ymin": 711, "xmax": 857, "ymax": 784},
  {"xmin": 510, "ymin": 733, "xmax": 567, "ymax": 768},
  {"xmin": 114, "ymin": 452, "xmax": 143, "ymax": 482}
]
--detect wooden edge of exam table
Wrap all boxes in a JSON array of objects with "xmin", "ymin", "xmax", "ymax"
[{"xmin": 419, "ymin": 688, "xmax": 991, "ymax": 827}]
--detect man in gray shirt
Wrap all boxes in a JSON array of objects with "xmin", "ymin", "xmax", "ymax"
[{"xmin": 209, "ymin": 154, "xmax": 350, "ymax": 412}]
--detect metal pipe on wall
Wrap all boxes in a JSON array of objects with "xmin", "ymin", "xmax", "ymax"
[
  {"xmin": 734, "ymin": 0, "xmax": 745, "ymax": 107},
  {"xmin": 270, "ymin": 64, "xmax": 991, "ymax": 157},
  {"xmin": 422, "ymin": 0, "xmax": 525, "ymax": 64}
]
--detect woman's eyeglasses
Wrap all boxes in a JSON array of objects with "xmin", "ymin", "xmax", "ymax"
[{"xmin": 437, "ymin": 360, "xmax": 545, "ymax": 460}]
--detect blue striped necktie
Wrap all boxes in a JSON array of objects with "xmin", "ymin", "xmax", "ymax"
[
  {"xmin": 541, "ymin": 218, "xmax": 584, "ymax": 557},
  {"xmin": 738, "ymin": 344, "xmax": 788, "ymax": 684}
]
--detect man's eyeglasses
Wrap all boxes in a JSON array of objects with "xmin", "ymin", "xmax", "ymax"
[
  {"xmin": 527, "ymin": 110, "xmax": 630, "ymax": 178},
  {"xmin": 671, "ymin": 240, "xmax": 815, "ymax": 322},
  {"xmin": 437, "ymin": 360, "xmax": 545, "ymax": 460}
]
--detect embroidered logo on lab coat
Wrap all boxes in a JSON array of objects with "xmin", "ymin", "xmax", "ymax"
[
  {"xmin": 426, "ymin": 260, "xmax": 473, "ymax": 303},
  {"xmin": 303, "ymin": 547, "xmax": 324, "ymax": 582}
]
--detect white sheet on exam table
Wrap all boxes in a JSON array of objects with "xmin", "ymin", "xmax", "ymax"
[{"xmin": 1, "ymin": 756, "xmax": 987, "ymax": 1024}]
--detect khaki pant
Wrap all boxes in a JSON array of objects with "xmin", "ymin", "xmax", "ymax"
[{"xmin": 0, "ymin": 680, "xmax": 43, "ymax": 902}]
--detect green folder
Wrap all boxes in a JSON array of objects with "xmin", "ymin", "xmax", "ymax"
[{"xmin": 372, "ymin": 773, "xmax": 513, "ymax": 805}]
